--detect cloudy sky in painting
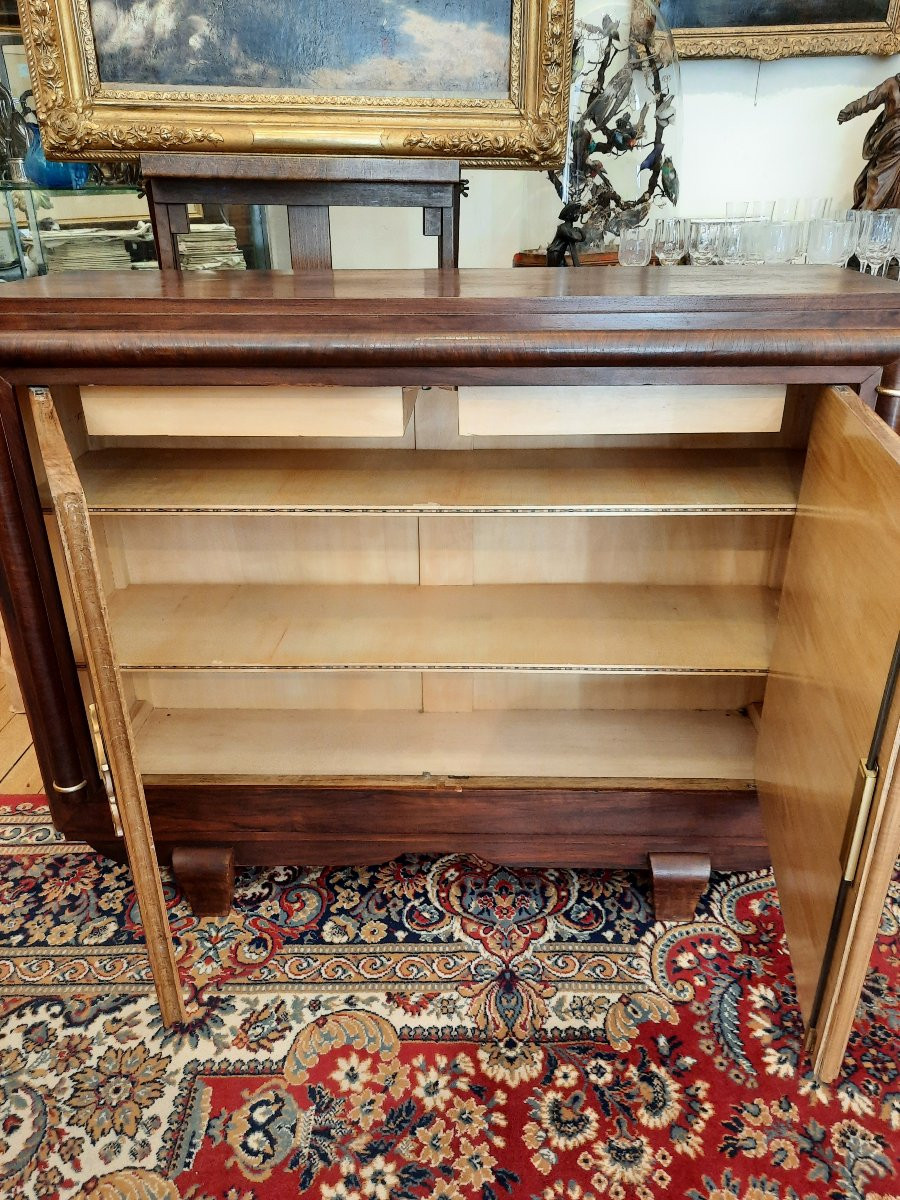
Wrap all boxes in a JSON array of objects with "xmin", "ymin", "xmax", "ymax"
[{"xmin": 90, "ymin": 0, "xmax": 513, "ymax": 96}]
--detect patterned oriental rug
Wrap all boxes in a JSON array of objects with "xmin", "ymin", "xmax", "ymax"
[{"xmin": 0, "ymin": 796, "xmax": 897, "ymax": 1200}]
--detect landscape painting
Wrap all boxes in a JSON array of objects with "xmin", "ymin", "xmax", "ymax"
[
  {"xmin": 661, "ymin": 0, "xmax": 891, "ymax": 27},
  {"xmin": 89, "ymin": 0, "xmax": 514, "ymax": 96},
  {"xmin": 18, "ymin": 0, "xmax": 570, "ymax": 163}
]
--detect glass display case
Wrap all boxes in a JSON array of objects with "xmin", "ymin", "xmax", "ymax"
[
  {"xmin": 0, "ymin": 183, "xmax": 272, "ymax": 276},
  {"xmin": 0, "ymin": 182, "xmax": 145, "ymax": 277}
]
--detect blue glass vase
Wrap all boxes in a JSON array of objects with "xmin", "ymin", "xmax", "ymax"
[{"xmin": 23, "ymin": 123, "xmax": 90, "ymax": 189}]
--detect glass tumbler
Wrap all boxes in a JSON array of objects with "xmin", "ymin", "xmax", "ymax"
[
  {"xmin": 805, "ymin": 219, "xmax": 856, "ymax": 266},
  {"xmin": 652, "ymin": 217, "xmax": 685, "ymax": 265},
  {"xmin": 688, "ymin": 220, "xmax": 721, "ymax": 265},
  {"xmin": 763, "ymin": 221, "xmax": 801, "ymax": 264},
  {"xmin": 617, "ymin": 225, "xmax": 654, "ymax": 267},
  {"xmin": 725, "ymin": 200, "xmax": 749, "ymax": 219},
  {"xmin": 747, "ymin": 201, "xmax": 775, "ymax": 221},
  {"xmin": 718, "ymin": 220, "xmax": 747, "ymax": 266}
]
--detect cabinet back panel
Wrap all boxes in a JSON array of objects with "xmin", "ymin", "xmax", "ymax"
[
  {"xmin": 421, "ymin": 671, "xmax": 766, "ymax": 712},
  {"xmin": 95, "ymin": 514, "xmax": 421, "ymax": 585},
  {"xmin": 419, "ymin": 513, "xmax": 794, "ymax": 587},
  {"xmin": 124, "ymin": 669, "xmax": 423, "ymax": 711},
  {"xmin": 91, "ymin": 511, "xmax": 792, "ymax": 590}
]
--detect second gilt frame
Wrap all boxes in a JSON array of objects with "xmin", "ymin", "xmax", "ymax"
[
  {"xmin": 19, "ymin": 0, "xmax": 573, "ymax": 165},
  {"xmin": 664, "ymin": 0, "xmax": 900, "ymax": 59}
]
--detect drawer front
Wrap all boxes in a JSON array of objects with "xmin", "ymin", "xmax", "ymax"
[
  {"xmin": 458, "ymin": 385, "xmax": 786, "ymax": 437},
  {"xmin": 81, "ymin": 385, "xmax": 416, "ymax": 439}
]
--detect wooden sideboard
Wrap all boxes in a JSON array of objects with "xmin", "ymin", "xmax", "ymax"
[{"xmin": 0, "ymin": 266, "xmax": 898, "ymax": 1078}]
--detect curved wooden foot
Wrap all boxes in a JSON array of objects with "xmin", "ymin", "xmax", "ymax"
[
  {"xmin": 649, "ymin": 852, "xmax": 711, "ymax": 922},
  {"xmin": 172, "ymin": 845, "xmax": 235, "ymax": 916}
]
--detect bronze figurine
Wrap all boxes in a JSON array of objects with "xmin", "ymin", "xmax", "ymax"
[
  {"xmin": 839, "ymin": 74, "xmax": 900, "ymax": 210},
  {"xmin": 546, "ymin": 202, "xmax": 585, "ymax": 266}
]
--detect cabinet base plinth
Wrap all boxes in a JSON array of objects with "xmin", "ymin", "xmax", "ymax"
[
  {"xmin": 649, "ymin": 852, "xmax": 712, "ymax": 921},
  {"xmin": 171, "ymin": 845, "xmax": 235, "ymax": 916},
  {"xmin": 62, "ymin": 781, "xmax": 768, "ymax": 917}
]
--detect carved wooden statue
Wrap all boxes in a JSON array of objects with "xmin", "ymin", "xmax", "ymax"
[{"xmin": 838, "ymin": 73, "xmax": 900, "ymax": 209}]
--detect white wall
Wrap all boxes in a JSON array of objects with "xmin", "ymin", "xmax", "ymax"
[
  {"xmin": 674, "ymin": 53, "xmax": 900, "ymax": 218},
  {"xmin": 272, "ymin": 49, "xmax": 900, "ymax": 270}
]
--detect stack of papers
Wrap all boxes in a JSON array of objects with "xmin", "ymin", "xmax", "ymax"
[
  {"xmin": 177, "ymin": 223, "xmax": 247, "ymax": 271},
  {"xmin": 39, "ymin": 228, "xmax": 133, "ymax": 272}
]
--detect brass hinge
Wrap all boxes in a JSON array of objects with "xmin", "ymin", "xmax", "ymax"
[
  {"xmin": 88, "ymin": 702, "xmax": 123, "ymax": 838},
  {"xmin": 839, "ymin": 759, "xmax": 879, "ymax": 883}
]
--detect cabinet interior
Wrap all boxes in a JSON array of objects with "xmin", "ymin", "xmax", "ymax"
[{"xmin": 29, "ymin": 381, "xmax": 818, "ymax": 787}]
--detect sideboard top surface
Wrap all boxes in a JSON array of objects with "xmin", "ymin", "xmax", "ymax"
[
  {"xmin": 1, "ymin": 265, "xmax": 899, "ymax": 317},
  {"xmin": 1, "ymin": 267, "xmax": 899, "ymax": 381}
]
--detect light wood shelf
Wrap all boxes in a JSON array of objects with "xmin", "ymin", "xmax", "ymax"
[
  {"xmin": 72, "ymin": 447, "xmax": 803, "ymax": 515},
  {"xmin": 136, "ymin": 707, "xmax": 758, "ymax": 781},
  {"xmin": 103, "ymin": 582, "xmax": 778, "ymax": 672}
]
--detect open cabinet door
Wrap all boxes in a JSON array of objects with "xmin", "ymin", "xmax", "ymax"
[
  {"xmin": 28, "ymin": 387, "xmax": 187, "ymax": 1027},
  {"xmin": 757, "ymin": 385, "xmax": 900, "ymax": 1082}
]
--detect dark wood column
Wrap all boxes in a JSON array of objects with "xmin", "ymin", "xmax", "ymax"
[
  {"xmin": 0, "ymin": 378, "xmax": 110, "ymax": 832},
  {"xmin": 875, "ymin": 361, "xmax": 900, "ymax": 433}
]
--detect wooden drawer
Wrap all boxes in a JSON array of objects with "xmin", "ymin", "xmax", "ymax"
[
  {"xmin": 81, "ymin": 385, "xmax": 417, "ymax": 439},
  {"xmin": 457, "ymin": 384, "xmax": 786, "ymax": 436}
]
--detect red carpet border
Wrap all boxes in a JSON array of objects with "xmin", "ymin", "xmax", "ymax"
[{"xmin": 0, "ymin": 795, "xmax": 897, "ymax": 1200}]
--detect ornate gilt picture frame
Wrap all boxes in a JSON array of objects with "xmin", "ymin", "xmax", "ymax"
[
  {"xmin": 661, "ymin": 0, "xmax": 900, "ymax": 59},
  {"xmin": 19, "ymin": 0, "xmax": 573, "ymax": 164}
]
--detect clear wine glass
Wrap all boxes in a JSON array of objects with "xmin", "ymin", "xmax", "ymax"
[
  {"xmin": 844, "ymin": 209, "xmax": 865, "ymax": 268},
  {"xmin": 857, "ymin": 211, "xmax": 897, "ymax": 275},
  {"xmin": 878, "ymin": 208, "xmax": 900, "ymax": 275},
  {"xmin": 855, "ymin": 211, "xmax": 873, "ymax": 273},
  {"xmin": 652, "ymin": 217, "xmax": 685, "ymax": 265}
]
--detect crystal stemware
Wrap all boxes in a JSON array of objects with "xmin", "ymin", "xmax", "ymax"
[{"xmin": 857, "ymin": 210, "xmax": 897, "ymax": 275}]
